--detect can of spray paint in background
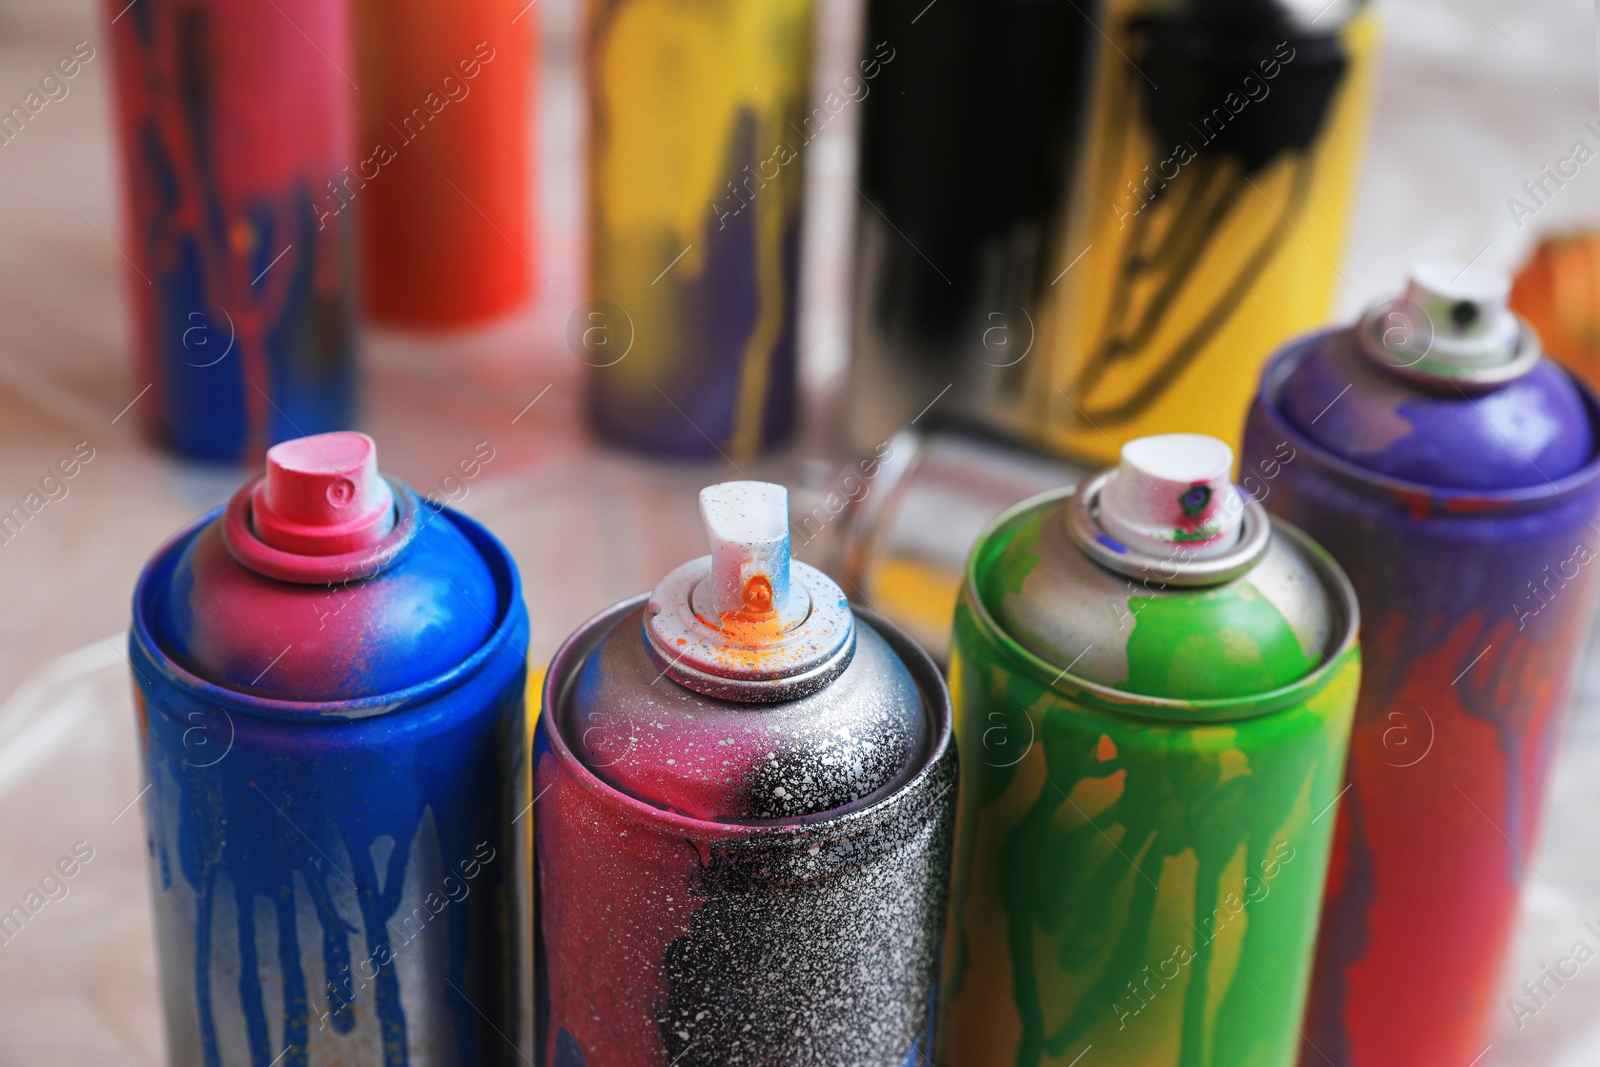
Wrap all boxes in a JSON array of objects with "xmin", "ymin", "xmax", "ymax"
[
  {"xmin": 130, "ymin": 432, "xmax": 530, "ymax": 1066},
  {"xmin": 533, "ymin": 481, "xmax": 955, "ymax": 1065},
  {"xmin": 847, "ymin": 0, "xmax": 1375, "ymax": 463},
  {"xmin": 939, "ymin": 434, "xmax": 1360, "ymax": 1066},
  {"xmin": 829, "ymin": 427, "xmax": 1088, "ymax": 665},
  {"xmin": 105, "ymin": 0, "xmax": 359, "ymax": 463},
  {"xmin": 352, "ymin": 0, "xmax": 535, "ymax": 327},
  {"xmin": 584, "ymin": 1, "xmax": 810, "ymax": 456},
  {"xmin": 1242, "ymin": 265, "xmax": 1600, "ymax": 1066}
]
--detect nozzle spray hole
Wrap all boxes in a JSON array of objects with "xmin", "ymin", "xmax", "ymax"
[{"xmin": 326, "ymin": 478, "xmax": 355, "ymax": 508}]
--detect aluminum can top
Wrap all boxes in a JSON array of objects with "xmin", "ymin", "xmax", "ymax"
[
  {"xmin": 551, "ymin": 481, "xmax": 933, "ymax": 824},
  {"xmin": 1277, "ymin": 262, "xmax": 1595, "ymax": 490},
  {"xmin": 146, "ymin": 432, "xmax": 499, "ymax": 703},
  {"xmin": 973, "ymin": 435, "xmax": 1356, "ymax": 712}
]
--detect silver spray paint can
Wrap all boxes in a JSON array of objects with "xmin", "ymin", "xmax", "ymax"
[{"xmin": 531, "ymin": 481, "xmax": 957, "ymax": 1065}]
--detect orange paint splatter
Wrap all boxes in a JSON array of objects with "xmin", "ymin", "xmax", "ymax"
[
  {"xmin": 742, "ymin": 575, "xmax": 775, "ymax": 617},
  {"xmin": 1095, "ymin": 734, "xmax": 1117, "ymax": 762}
]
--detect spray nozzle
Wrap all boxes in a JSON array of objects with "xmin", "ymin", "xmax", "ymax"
[
  {"xmin": 1401, "ymin": 261, "xmax": 1521, "ymax": 366},
  {"xmin": 699, "ymin": 481, "xmax": 798, "ymax": 626},
  {"xmin": 1096, "ymin": 434, "xmax": 1244, "ymax": 560},
  {"xmin": 252, "ymin": 432, "xmax": 396, "ymax": 556},
  {"xmin": 645, "ymin": 480, "xmax": 855, "ymax": 700}
]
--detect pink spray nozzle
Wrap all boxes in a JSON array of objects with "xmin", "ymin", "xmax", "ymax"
[{"xmin": 251, "ymin": 432, "xmax": 396, "ymax": 556}]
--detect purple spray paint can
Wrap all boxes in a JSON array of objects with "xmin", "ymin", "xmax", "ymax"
[
  {"xmin": 1242, "ymin": 263, "xmax": 1600, "ymax": 1066},
  {"xmin": 532, "ymin": 481, "xmax": 955, "ymax": 1065}
]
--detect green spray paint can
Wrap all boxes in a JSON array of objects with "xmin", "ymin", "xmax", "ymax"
[{"xmin": 937, "ymin": 433, "xmax": 1360, "ymax": 1067}]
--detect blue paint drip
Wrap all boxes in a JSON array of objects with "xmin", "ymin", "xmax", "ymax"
[
  {"xmin": 552, "ymin": 1029, "xmax": 587, "ymax": 1067},
  {"xmin": 1096, "ymin": 534, "xmax": 1129, "ymax": 554}
]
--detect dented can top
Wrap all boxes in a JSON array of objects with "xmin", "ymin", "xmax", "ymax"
[{"xmin": 971, "ymin": 434, "xmax": 1358, "ymax": 716}]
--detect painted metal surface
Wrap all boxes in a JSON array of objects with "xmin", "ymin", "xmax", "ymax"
[
  {"xmin": 104, "ymin": 0, "xmax": 358, "ymax": 463},
  {"xmin": 130, "ymin": 476, "xmax": 529, "ymax": 1065},
  {"xmin": 848, "ymin": 0, "xmax": 1375, "ymax": 465},
  {"xmin": 532, "ymin": 594, "xmax": 955, "ymax": 1066},
  {"xmin": 938, "ymin": 479, "xmax": 1360, "ymax": 1066},
  {"xmin": 584, "ymin": 0, "xmax": 809, "ymax": 456},
  {"xmin": 1243, "ymin": 324, "xmax": 1600, "ymax": 1066}
]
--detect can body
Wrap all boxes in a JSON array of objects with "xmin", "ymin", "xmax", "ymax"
[
  {"xmin": 131, "ymin": 508, "xmax": 530, "ymax": 1067},
  {"xmin": 352, "ymin": 0, "xmax": 534, "ymax": 327},
  {"xmin": 1243, "ymin": 340, "xmax": 1600, "ymax": 1066},
  {"xmin": 105, "ymin": 0, "xmax": 359, "ymax": 462},
  {"xmin": 533, "ymin": 597, "xmax": 955, "ymax": 1066},
  {"xmin": 585, "ymin": 0, "xmax": 810, "ymax": 456},
  {"xmin": 848, "ymin": 0, "xmax": 1376, "ymax": 463},
  {"xmin": 938, "ymin": 498, "xmax": 1360, "ymax": 1066}
]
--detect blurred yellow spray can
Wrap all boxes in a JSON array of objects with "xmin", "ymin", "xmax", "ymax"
[{"xmin": 585, "ymin": 0, "xmax": 812, "ymax": 457}]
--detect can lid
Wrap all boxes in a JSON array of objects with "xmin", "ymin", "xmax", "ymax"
[
  {"xmin": 645, "ymin": 481, "xmax": 855, "ymax": 702},
  {"xmin": 981, "ymin": 435, "xmax": 1341, "ymax": 702}
]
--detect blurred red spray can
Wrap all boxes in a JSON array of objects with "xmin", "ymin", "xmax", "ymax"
[{"xmin": 104, "ymin": 0, "xmax": 359, "ymax": 463}]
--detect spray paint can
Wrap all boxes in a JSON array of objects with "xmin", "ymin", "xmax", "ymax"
[
  {"xmin": 533, "ymin": 481, "xmax": 955, "ymax": 1065},
  {"xmin": 583, "ymin": 0, "xmax": 810, "ymax": 457},
  {"xmin": 939, "ymin": 434, "xmax": 1360, "ymax": 1066},
  {"xmin": 105, "ymin": 0, "xmax": 359, "ymax": 463},
  {"xmin": 351, "ymin": 0, "xmax": 535, "ymax": 327},
  {"xmin": 1241, "ymin": 265, "xmax": 1600, "ymax": 1066},
  {"xmin": 130, "ymin": 432, "xmax": 530, "ymax": 1066},
  {"xmin": 848, "ymin": 0, "xmax": 1375, "ymax": 464}
]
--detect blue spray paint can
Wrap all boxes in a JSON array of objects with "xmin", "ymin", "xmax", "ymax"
[{"xmin": 129, "ymin": 431, "xmax": 530, "ymax": 1066}]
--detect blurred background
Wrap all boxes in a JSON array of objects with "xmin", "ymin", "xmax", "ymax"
[{"xmin": 2, "ymin": 0, "xmax": 1600, "ymax": 1061}]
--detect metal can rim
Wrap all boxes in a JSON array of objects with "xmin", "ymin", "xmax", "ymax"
[
  {"xmin": 538, "ymin": 594, "xmax": 955, "ymax": 840},
  {"xmin": 129, "ymin": 503, "xmax": 529, "ymax": 722},
  {"xmin": 1255, "ymin": 329, "xmax": 1600, "ymax": 514},
  {"xmin": 960, "ymin": 488, "xmax": 1361, "ymax": 723}
]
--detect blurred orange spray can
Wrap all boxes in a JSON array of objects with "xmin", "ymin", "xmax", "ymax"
[{"xmin": 351, "ymin": 0, "xmax": 536, "ymax": 328}]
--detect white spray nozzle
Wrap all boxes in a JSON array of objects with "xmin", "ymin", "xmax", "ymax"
[
  {"xmin": 1401, "ymin": 261, "xmax": 1520, "ymax": 369},
  {"xmin": 700, "ymin": 481, "xmax": 792, "ymax": 619},
  {"xmin": 1098, "ymin": 434, "xmax": 1244, "ymax": 560}
]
